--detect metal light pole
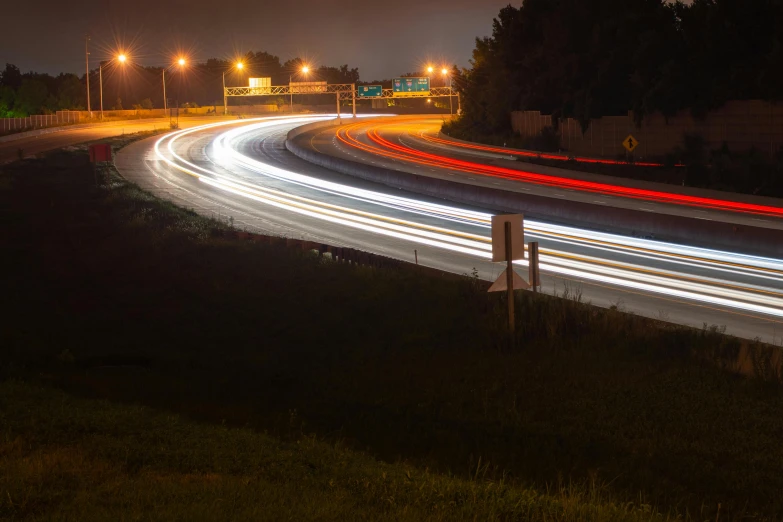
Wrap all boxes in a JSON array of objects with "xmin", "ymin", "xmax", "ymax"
[
  {"xmin": 101, "ymin": 54, "xmax": 127, "ymax": 119},
  {"xmin": 163, "ymin": 69, "xmax": 167, "ymax": 111},
  {"xmin": 442, "ymin": 68, "xmax": 453, "ymax": 116},
  {"xmin": 99, "ymin": 65, "xmax": 103, "ymax": 119},
  {"xmin": 449, "ymin": 76, "xmax": 453, "ymax": 116},
  {"xmin": 224, "ymin": 62, "xmax": 243, "ymax": 116},
  {"xmin": 289, "ymin": 75, "xmax": 293, "ymax": 114},
  {"xmin": 222, "ymin": 71, "xmax": 227, "ymax": 115}
]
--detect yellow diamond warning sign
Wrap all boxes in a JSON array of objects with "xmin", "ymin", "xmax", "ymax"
[{"xmin": 623, "ymin": 134, "xmax": 639, "ymax": 153}]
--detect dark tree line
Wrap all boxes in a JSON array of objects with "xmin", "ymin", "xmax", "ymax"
[
  {"xmin": 0, "ymin": 52, "xmax": 362, "ymax": 117},
  {"xmin": 453, "ymin": 0, "xmax": 783, "ymax": 136}
]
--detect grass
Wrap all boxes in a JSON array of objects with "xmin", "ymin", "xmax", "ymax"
[
  {"xmin": 0, "ymin": 379, "xmax": 681, "ymax": 521},
  {"xmin": 1, "ymin": 135, "xmax": 783, "ymax": 520}
]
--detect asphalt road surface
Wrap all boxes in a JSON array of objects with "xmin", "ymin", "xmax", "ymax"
[
  {"xmin": 115, "ymin": 116, "xmax": 783, "ymax": 342},
  {"xmin": 0, "ymin": 116, "xmax": 232, "ymax": 165},
  {"xmin": 304, "ymin": 116, "xmax": 783, "ymax": 232}
]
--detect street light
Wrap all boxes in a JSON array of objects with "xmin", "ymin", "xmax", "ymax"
[
  {"xmin": 442, "ymin": 67, "xmax": 453, "ymax": 115},
  {"xmin": 223, "ymin": 61, "xmax": 244, "ymax": 115},
  {"xmin": 100, "ymin": 52, "xmax": 127, "ymax": 120},
  {"xmin": 163, "ymin": 57, "xmax": 188, "ymax": 112},
  {"xmin": 290, "ymin": 64, "xmax": 310, "ymax": 114}
]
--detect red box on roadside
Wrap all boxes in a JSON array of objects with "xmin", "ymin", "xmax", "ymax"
[{"xmin": 89, "ymin": 143, "xmax": 112, "ymax": 163}]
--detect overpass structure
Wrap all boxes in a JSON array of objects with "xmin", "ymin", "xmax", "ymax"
[{"xmin": 223, "ymin": 83, "xmax": 459, "ymax": 120}]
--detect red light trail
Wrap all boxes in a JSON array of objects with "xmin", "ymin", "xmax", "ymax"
[{"xmin": 334, "ymin": 122, "xmax": 783, "ymax": 218}]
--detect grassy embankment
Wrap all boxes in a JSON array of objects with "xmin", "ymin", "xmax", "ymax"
[{"xmin": 2, "ymin": 134, "xmax": 783, "ymax": 520}]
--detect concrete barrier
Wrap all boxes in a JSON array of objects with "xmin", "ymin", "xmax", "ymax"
[{"xmin": 286, "ymin": 125, "xmax": 783, "ymax": 257}]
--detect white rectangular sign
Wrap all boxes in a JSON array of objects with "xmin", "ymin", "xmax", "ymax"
[{"xmin": 491, "ymin": 214, "xmax": 525, "ymax": 262}]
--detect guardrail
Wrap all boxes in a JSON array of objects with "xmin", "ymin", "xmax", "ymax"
[{"xmin": 215, "ymin": 228, "xmax": 478, "ymax": 284}]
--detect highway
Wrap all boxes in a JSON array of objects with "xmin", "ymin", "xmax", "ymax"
[
  {"xmin": 115, "ymin": 115, "xmax": 783, "ymax": 342},
  {"xmin": 0, "ymin": 116, "xmax": 231, "ymax": 165},
  {"xmin": 304, "ymin": 116, "xmax": 783, "ymax": 235}
]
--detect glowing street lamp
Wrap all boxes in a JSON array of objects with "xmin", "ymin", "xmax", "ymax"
[
  {"xmin": 100, "ymin": 52, "xmax": 128, "ymax": 119},
  {"xmin": 442, "ymin": 66, "xmax": 453, "ymax": 115},
  {"xmin": 223, "ymin": 61, "xmax": 245, "ymax": 115},
  {"xmin": 163, "ymin": 56, "xmax": 189, "ymax": 112},
  {"xmin": 290, "ymin": 64, "xmax": 310, "ymax": 114}
]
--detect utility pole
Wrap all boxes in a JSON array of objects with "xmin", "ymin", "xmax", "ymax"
[{"xmin": 85, "ymin": 36, "xmax": 91, "ymax": 116}]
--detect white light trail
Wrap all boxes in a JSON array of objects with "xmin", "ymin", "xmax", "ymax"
[{"xmin": 152, "ymin": 117, "xmax": 783, "ymax": 319}]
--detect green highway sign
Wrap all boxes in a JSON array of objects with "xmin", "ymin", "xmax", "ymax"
[
  {"xmin": 358, "ymin": 85, "xmax": 383, "ymax": 98},
  {"xmin": 393, "ymin": 77, "xmax": 430, "ymax": 94}
]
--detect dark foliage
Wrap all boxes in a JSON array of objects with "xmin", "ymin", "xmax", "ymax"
[{"xmin": 453, "ymin": 0, "xmax": 783, "ymax": 135}]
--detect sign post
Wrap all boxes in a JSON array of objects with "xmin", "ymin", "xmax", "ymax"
[
  {"xmin": 528, "ymin": 241, "xmax": 540, "ymax": 293},
  {"xmin": 488, "ymin": 214, "xmax": 527, "ymax": 347},
  {"xmin": 504, "ymin": 221, "xmax": 515, "ymax": 336},
  {"xmin": 623, "ymin": 134, "xmax": 639, "ymax": 155}
]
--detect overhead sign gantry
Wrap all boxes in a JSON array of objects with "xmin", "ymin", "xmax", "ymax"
[{"xmin": 224, "ymin": 79, "xmax": 460, "ymax": 120}]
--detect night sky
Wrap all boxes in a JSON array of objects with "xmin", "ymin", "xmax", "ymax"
[{"xmin": 1, "ymin": 0, "xmax": 514, "ymax": 80}]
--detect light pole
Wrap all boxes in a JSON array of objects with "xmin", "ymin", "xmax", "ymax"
[
  {"xmin": 442, "ymin": 67, "xmax": 453, "ymax": 115},
  {"xmin": 290, "ymin": 65, "xmax": 309, "ymax": 115},
  {"xmin": 85, "ymin": 36, "xmax": 91, "ymax": 116},
  {"xmin": 100, "ymin": 53, "xmax": 127, "ymax": 120},
  {"xmin": 176, "ymin": 58, "xmax": 186, "ymax": 122},
  {"xmin": 223, "ymin": 61, "xmax": 243, "ymax": 115}
]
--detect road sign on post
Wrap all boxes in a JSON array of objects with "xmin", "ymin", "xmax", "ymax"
[
  {"xmin": 88, "ymin": 143, "xmax": 111, "ymax": 163},
  {"xmin": 488, "ymin": 214, "xmax": 527, "ymax": 348},
  {"xmin": 623, "ymin": 134, "xmax": 639, "ymax": 153},
  {"xmin": 358, "ymin": 85, "xmax": 383, "ymax": 98},
  {"xmin": 491, "ymin": 214, "xmax": 524, "ymax": 262}
]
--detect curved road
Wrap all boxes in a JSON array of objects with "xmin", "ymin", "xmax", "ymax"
[
  {"xmin": 114, "ymin": 116, "xmax": 783, "ymax": 342},
  {"xmin": 304, "ymin": 116, "xmax": 783, "ymax": 232}
]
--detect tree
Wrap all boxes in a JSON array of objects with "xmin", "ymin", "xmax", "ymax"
[
  {"xmin": 317, "ymin": 65, "xmax": 360, "ymax": 84},
  {"xmin": 453, "ymin": 0, "xmax": 783, "ymax": 138},
  {"xmin": 13, "ymin": 78, "xmax": 48, "ymax": 116},
  {"xmin": 55, "ymin": 73, "xmax": 84, "ymax": 110},
  {"xmin": 0, "ymin": 85, "xmax": 16, "ymax": 117},
  {"xmin": 0, "ymin": 63, "xmax": 22, "ymax": 90}
]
